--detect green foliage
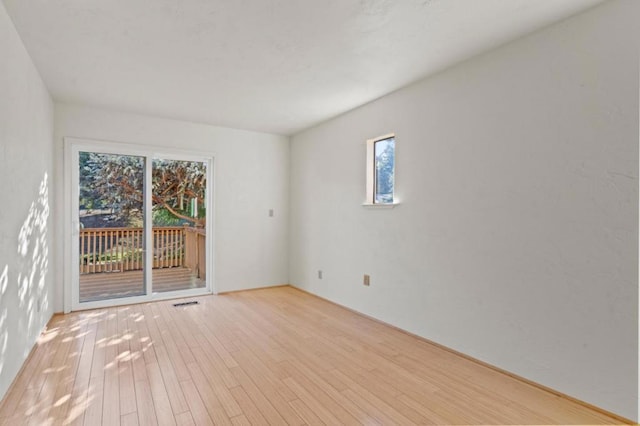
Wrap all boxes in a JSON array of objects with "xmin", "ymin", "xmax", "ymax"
[
  {"xmin": 79, "ymin": 153, "xmax": 207, "ymax": 227},
  {"xmin": 152, "ymin": 158, "xmax": 207, "ymax": 226},
  {"xmin": 153, "ymin": 208, "xmax": 185, "ymax": 226},
  {"xmin": 81, "ymin": 249, "xmax": 143, "ymax": 265},
  {"xmin": 79, "ymin": 151, "xmax": 110, "ymax": 210}
]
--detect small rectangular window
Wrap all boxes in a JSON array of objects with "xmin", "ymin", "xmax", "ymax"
[{"xmin": 366, "ymin": 134, "xmax": 395, "ymax": 205}]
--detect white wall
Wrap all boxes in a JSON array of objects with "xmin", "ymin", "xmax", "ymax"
[
  {"xmin": 290, "ymin": 0, "xmax": 638, "ymax": 420},
  {"xmin": 54, "ymin": 104, "xmax": 290, "ymax": 311},
  {"xmin": 0, "ymin": 2, "xmax": 55, "ymax": 401}
]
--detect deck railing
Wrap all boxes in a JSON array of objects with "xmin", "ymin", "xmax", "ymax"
[
  {"xmin": 79, "ymin": 226, "xmax": 203, "ymax": 274},
  {"xmin": 184, "ymin": 227, "xmax": 206, "ymax": 280}
]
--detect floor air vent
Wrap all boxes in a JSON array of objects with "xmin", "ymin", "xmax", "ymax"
[{"xmin": 173, "ymin": 301, "xmax": 199, "ymax": 307}]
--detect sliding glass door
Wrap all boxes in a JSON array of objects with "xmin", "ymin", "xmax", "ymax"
[
  {"xmin": 78, "ymin": 152, "xmax": 147, "ymax": 302},
  {"xmin": 151, "ymin": 158, "xmax": 207, "ymax": 293},
  {"xmin": 69, "ymin": 140, "xmax": 212, "ymax": 311}
]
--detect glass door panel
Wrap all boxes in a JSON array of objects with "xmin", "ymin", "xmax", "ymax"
[
  {"xmin": 78, "ymin": 151, "xmax": 146, "ymax": 302},
  {"xmin": 151, "ymin": 158, "xmax": 207, "ymax": 293}
]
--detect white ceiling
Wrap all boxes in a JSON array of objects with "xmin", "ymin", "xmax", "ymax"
[{"xmin": 3, "ymin": 0, "xmax": 604, "ymax": 135}]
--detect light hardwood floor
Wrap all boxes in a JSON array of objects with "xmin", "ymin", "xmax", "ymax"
[{"xmin": 0, "ymin": 286, "xmax": 627, "ymax": 425}]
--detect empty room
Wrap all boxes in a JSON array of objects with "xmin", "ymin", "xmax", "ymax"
[{"xmin": 0, "ymin": 0, "xmax": 638, "ymax": 424}]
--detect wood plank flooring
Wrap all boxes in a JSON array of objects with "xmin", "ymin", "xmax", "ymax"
[{"xmin": 0, "ymin": 286, "xmax": 627, "ymax": 425}]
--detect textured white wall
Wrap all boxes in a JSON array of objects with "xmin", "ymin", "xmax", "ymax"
[
  {"xmin": 0, "ymin": 2, "xmax": 55, "ymax": 402},
  {"xmin": 54, "ymin": 104, "xmax": 290, "ymax": 311},
  {"xmin": 290, "ymin": 0, "xmax": 638, "ymax": 420}
]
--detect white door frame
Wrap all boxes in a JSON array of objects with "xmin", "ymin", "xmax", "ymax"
[{"xmin": 64, "ymin": 137, "xmax": 216, "ymax": 312}]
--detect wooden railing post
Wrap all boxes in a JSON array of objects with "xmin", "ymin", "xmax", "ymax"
[{"xmin": 198, "ymin": 230, "xmax": 206, "ymax": 280}]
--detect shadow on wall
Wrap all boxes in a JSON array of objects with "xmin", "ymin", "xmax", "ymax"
[
  {"xmin": 0, "ymin": 266, "xmax": 7, "ymax": 378},
  {"xmin": 0, "ymin": 173, "xmax": 50, "ymax": 380}
]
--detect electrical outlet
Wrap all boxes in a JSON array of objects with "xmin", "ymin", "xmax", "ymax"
[
  {"xmin": 269, "ymin": 209, "xmax": 274, "ymax": 217},
  {"xmin": 318, "ymin": 270, "xmax": 323, "ymax": 279},
  {"xmin": 363, "ymin": 274, "xmax": 370, "ymax": 286}
]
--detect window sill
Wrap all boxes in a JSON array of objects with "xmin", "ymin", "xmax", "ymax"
[{"xmin": 362, "ymin": 202, "xmax": 399, "ymax": 209}]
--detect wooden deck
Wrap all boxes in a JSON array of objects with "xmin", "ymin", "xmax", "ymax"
[
  {"xmin": 80, "ymin": 267, "xmax": 205, "ymax": 302},
  {"xmin": 0, "ymin": 286, "xmax": 627, "ymax": 425}
]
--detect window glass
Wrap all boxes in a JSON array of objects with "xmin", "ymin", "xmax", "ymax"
[{"xmin": 374, "ymin": 137, "xmax": 395, "ymax": 204}]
